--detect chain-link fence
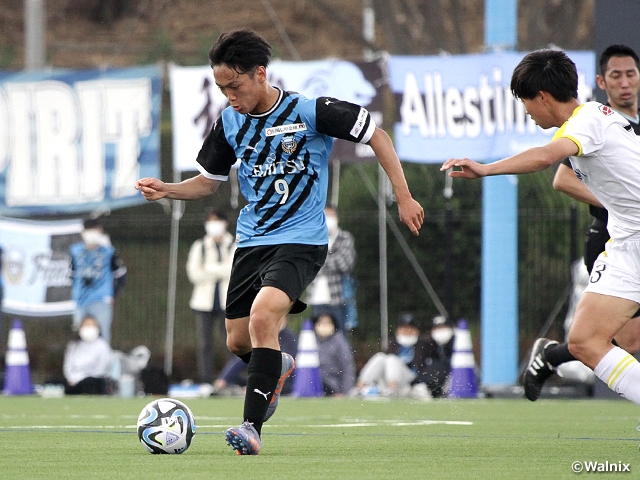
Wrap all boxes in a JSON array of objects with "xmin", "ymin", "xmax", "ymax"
[{"xmin": 1, "ymin": 200, "xmax": 585, "ymax": 384}]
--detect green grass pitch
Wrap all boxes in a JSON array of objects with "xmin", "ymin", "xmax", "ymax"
[{"xmin": 0, "ymin": 395, "xmax": 638, "ymax": 479}]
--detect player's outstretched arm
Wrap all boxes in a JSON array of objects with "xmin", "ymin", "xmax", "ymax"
[
  {"xmin": 368, "ymin": 127, "xmax": 424, "ymax": 236},
  {"xmin": 440, "ymin": 158, "xmax": 487, "ymax": 178},
  {"xmin": 135, "ymin": 174, "xmax": 220, "ymax": 201},
  {"xmin": 441, "ymin": 138, "xmax": 579, "ymax": 179}
]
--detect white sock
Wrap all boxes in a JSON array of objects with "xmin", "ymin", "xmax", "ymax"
[{"xmin": 593, "ymin": 346, "xmax": 640, "ymax": 405}]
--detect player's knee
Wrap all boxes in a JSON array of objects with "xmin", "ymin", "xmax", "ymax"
[
  {"xmin": 225, "ymin": 336, "xmax": 240, "ymax": 354},
  {"xmin": 225, "ymin": 337, "xmax": 239, "ymax": 354},
  {"xmin": 248, "ymin": 313, "xmax": 280, "ymax": 343},
  {"xmin": 226, "ymin": 333, "xmax": 249, "ymax": 355}
]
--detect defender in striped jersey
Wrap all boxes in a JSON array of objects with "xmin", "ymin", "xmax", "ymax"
[{"xmin": 136, "ymin": 29, "xmax": 424, "ymax": 454}]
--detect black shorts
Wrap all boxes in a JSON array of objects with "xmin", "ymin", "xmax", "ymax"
[
  {"xmin": 584, "ymin": 220, "xmax": 610, "ymax": 274},
  {"xmin": 225, "ymin": 243, "xmax": 328, "ymax": 319}
]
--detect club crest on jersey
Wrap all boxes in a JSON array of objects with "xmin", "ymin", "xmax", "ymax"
[
  {"xmin": 281, "ymin": 135, "xmax": 298, "ymax": 154},
  {"xmin": 599, "ymin": 105, "xmax": 614, "ymax": 116},
  {"xmin": 265, "ymin": 123, "xmax": 307, "ymax": 137}
]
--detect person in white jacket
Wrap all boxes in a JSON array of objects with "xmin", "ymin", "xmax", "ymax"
[
  {"xmin": 186, "ymin": 209, "xmax": 236, "ymax": 384},
  {"xmin": 63, "ymin": 315, "xmax": 113, "ymax": 394}
]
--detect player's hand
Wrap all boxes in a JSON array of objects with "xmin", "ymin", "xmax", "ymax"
[
  {"xmin": 398, "ymin": 197, "xmax": 424, "ymax": 236},
  {"xmin": 135, "ymin": 177, "xmax": 168, "ymax": 201},
  {"xmin": 440, "ymin": 158, "xmax": 486, "ymax": 179}
]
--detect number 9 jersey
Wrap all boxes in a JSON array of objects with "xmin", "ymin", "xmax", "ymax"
[{"xmin": 195, "ymin": 88, "xmax": 376, "ymax": 247}]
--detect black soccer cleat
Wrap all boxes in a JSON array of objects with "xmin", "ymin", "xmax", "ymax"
[{"xmin": 523, "ymin": 338, "xmax": 558, "ymax": 401}]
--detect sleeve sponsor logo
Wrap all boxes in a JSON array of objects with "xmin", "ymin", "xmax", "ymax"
[
  {"xmin": 599, "ymin": 105, "xmax": 614, "ymax": 116},
  {"xmin": 350, "ymin": 107, "xmax": 369, "ymax": 138}
]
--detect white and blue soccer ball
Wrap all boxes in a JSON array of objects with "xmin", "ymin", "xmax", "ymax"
[{"xmin": 137, "ymin": 398, "xmax": 196, "ymax": 454}]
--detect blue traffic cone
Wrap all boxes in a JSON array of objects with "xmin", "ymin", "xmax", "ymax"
[
  {"xmin": 447, "ymin": 319, "xmax": 478, "ymax": 398},
  {"xmin": 3, "ymin": 319, "xmax": 33, "ymax": 395},
  {"xmin": 292, "ymin": 320, "xmax": 323, "ymax": 397}
]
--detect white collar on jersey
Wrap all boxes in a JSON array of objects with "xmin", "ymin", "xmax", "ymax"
[{"xmin": 248, "ymin": 87, "xmax": 284, "ymax": 118}]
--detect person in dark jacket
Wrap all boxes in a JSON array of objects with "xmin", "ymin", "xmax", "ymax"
[
  {"xmin": 313, "ymin": 312, "xmax": 356, "ymax": 396},
  {"xmin": 357, "ymin": 312, "xmax": 436, "ymax": 398},
  {"xmin": 418, "ymin": 315, "xmax": 454, "ymax": 398}
]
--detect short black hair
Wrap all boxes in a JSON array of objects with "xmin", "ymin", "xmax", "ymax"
[
  {"xmin": 83, "ymin": 218, "xmax": 102, "ymax": 230},
  {"xmin": 208, "ymin": 29, "xmax": 272, "ymax": 75},
  {"xmin": 599, "ymin": 44, "xmax": 640, "ymax": 76},
  {"xmin": 397, "ymin": 312, "xmax": 418, "ymax": 329},
  {"xmin": 205, "ymin": 208, "xmax": 228, "ymax": 222},
  {"xmin": 510, "ymin": 49, "xmax": 578, "ymax": 102}
]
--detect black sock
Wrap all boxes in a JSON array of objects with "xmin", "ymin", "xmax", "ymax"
[
  {"xmin": 545, "ymin": 342, "xmax": 576, "ymax": 367},
  {"xmin": 546, "ymin": 339, "xmax": 620, "ymax": 367},
  {"xmin": 243, "ymin": 348, "xmax": 282, "ymax": 436},
  {"xmin": 239, "ymin": 351, "xmax": 252, "ymax": 364}
]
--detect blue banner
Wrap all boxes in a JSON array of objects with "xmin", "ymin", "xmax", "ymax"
[
  {"xmin": 0, "ymin": 216, "xmax": 82, "ymax": 316},
  {"xmin": 388, "ymin": 51, "xmax": 595, "ymax": 163},
  {"xmin": 0, "ymin": 66, "xmax": 162, "ymax": 215}
]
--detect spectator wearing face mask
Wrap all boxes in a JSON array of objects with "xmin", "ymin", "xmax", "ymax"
[
  {"xmin": 69, "ymin": 218, "xmax": 127, "ymax": 344},
  {"xmin": 312, "ymin": 311, "xmax": 356, "ymax": 396},
  {"xmin": 63, "ymin": 315, "xmax": 113, "ymax": 395},
  {"xmin": 418, "ymin": 315, "xmax": 455, "ymax": 398},
  {"xmin": 186, "ymin": 209, "xmax": 236, "ymax": 385},
  {"xmin": 356, "ymin": 312, "xmax": 432, "ymax": 398}
]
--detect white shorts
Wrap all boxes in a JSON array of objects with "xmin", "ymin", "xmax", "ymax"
[{"xmin": 585, "ymin": 239, "xmax": 640, "ymax": 304}]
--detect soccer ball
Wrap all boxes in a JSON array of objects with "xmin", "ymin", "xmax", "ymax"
[{"xmin": 137, "ymin": 398, "xmax": 196, "ymax": 454}]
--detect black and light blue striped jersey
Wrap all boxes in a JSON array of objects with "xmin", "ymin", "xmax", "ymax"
[{"xmin": 195, "ymin": 88, "xmax": 376, "ymax": 247}]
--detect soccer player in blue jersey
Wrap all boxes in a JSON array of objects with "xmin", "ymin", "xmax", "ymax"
[{"xmin": 136, "ymin": 29, "xmax": 424, "ymax": 455}]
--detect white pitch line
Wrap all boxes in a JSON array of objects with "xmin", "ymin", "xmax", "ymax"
[
  {"xmin": 1, "ymin": 420, "xmax": 473, "ymax": 430},
  {"xmin": 198, "ymin": 420, "xmax": 474, "ymax": 428},
  {"xmin": 0, "ymin": 425, "xmax": 136, "ymax": 429},
  {"xmin": 305, "ymin": 420, "xmax": 473, "ymax": 428}
]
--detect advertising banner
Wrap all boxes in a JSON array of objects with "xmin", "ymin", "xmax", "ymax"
[
  {"xmin": 388, "ymin": 51, "xmax": 595, "ymax": 162},
  {"xmin": 0, "ymin": 217, "xmax": 82, "ymax": 316},
  {"xmin": 0, "ymin": 65, "xmax": 162, "ymax": 215}
]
